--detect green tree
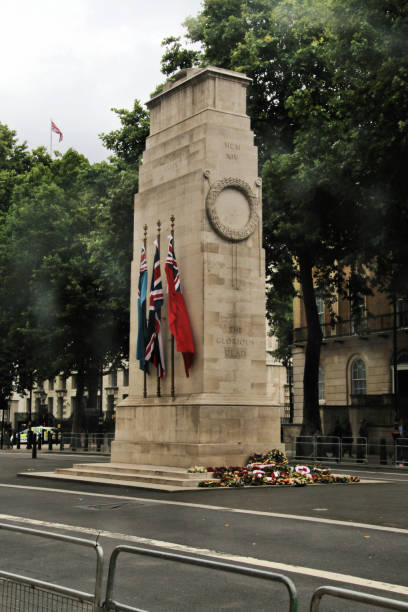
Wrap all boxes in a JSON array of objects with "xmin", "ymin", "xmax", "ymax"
[
  {"xmin": 0, "ymin": 98, "xmax": 148, "ymax": 432},
  {"xmin": 160, "ymin": 0, "xmax": 352, "ymax": 433},
  {"xmin": 161, "ymin": 0, "xmax": 408, "ymax": 434},
  {"xmin": 99, "ymin": 100, "xmax": 149, "ymax": 168},
  {"xmin": 287, "ymin": 0, "xmax": 408, "ymax": 298},
  {"xmin": 2, "ymin": 148, "xmax": 133, "ymax": 431},
  {"xmin": 0, "ymin": 123, "xmax": 32, "ymax": 212}
]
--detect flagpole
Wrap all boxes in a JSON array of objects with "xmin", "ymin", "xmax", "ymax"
[
  {"xmin": 170, "ymin": 215, "xmax": 176, "ymax": 399},
  {"xmin": 157, "ymin": 220, "xmax": 161, "ymax": 398},
  {"xmin": 143, "ymin": 224, "xmax": 148, "ymax": 399}
]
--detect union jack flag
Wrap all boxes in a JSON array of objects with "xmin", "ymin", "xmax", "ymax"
[
  {"xmin": 165, "ymin": 235, "xmax": 180, "ymax": 291},
  {"xmin": 145, "ymin": 240, "xmax": 165, "ymax": 377},
  {"xmin": 51, "ymin": 120, "xmax": 63, "ymax": 142}
]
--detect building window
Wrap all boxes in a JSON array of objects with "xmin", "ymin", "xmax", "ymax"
[
  {"xmin": 71, "ymin": 374, "xmax": 77, "ymax": 390},
  {"xmin": 122, "ymin": 368, "xmax": 129, "ymax": 387},
  {"xmin": 110, "ymin": 370, "xmax": 117, "ymax": 387},
  {"xmin": 351, "ymin": 358, "xmax": 366, "ymax": 395},
  {"xmin": 316, "ymin": 295, "xmax": 325, "ymax": 329},
  {"xmin": 48, "ymin": 378, "xmax": 54, "ymax": 391},
  {"xmin": 48, "ymin": 397, "xmax": 54, "ymax": 414},
  {"xmin": 59, "ymin": 375, "xmax": 66, "ymax": 390},
  {"xmin": 57, "ymin": 396, "xmax": 64, "ymax": 420},
  {"xmin": 350, "ymin": 293, "xmax": 366, "ymax": 334},
  {"xmin": 396, "ymin": 298, "xmax": 408, "ymax": 328},
  {"xmin": 318, "ymin": 365, "xmax": 325, "ymax": 402}
]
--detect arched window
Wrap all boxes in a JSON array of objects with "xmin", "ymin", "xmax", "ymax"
[
  {"xmin": 351, "ymin": 358, "xmax": 366, "ymax": 395},
  {"xmin": 318, "ymin": 365, "xmax": 325, "ymax": 402}
]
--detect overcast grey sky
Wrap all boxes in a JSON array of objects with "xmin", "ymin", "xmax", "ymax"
[{"xmin": 1, "ymin": 0, "xmax": 203, "ymax": 163}]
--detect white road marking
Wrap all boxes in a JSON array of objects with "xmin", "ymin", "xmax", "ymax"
[
  {"xmin": 333, "ymin": 473, "xmax": 408, "ymax": 482},
  {"xmin": 0, "ymin": 513, "xmax": 407, "ymax": 597},
  {"xmin": 0, "ymin": 483, "xmax": 407, "ymax": 535},
  {"xmin": 335, "ymin": 469, "xmax": 407, "ymax": 475}
]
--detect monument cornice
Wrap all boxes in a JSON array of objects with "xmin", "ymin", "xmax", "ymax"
[
  {"xmin": 143, "ymin": 107, "xmax": 251, "ymax": 140},
  {"xmin": 118, "ymin": 394, "xmax": 277, "ymax": 408},
  {"xmin": 148, "ymin": 65, "xmax": 252, "ymax": 108}
]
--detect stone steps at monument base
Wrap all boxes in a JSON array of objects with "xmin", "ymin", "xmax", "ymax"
[
  {"xmin": 46, "ymin": 463, "xmax": 214, "ymax": 489},
  {"xmin": 70, "ymin": 463, "xmax": 209, "ymax": 479}
]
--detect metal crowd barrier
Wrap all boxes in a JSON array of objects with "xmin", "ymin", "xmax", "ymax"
[
  {"xmin": 0, "ymin": 523, "xmax": 104, "ymax": 612},
  {"xmin": 3, "ymin": 524, "xmax": 408, "ymax": 611},
  {"xmin": 292, "ymin": 436, "xmax": 368, "ymax": 463},
  {"xmin": 394, "ymin": 438, "xmax": 408, "ymax": 465},
  {"xmin": 104, "ymin": 545, "xmax": 298, "ymax": 612},
  {"xmin": 310, "ymin": 585, "xmax": 408, "ymax": 611},
  {"xmin": 291, "ymin": 436, "xmax": 408, "ymax": 466},
  {"xmin": 59, "ymin": 432, "xmax": 114, "ymax": 453}
]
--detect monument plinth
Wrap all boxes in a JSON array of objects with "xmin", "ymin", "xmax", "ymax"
[{"xmin": 111, "ymin": 66, "xmax": 282, "ymax": 467}]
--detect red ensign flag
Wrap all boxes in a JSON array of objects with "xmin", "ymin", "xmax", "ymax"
[{"xmin": 165, "ymin": 235, "xmax": 194, "ymax": 377}]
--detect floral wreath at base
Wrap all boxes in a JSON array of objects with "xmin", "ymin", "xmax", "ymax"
[{"xmin": 190, "ymin": 449, "xmax": 360, "ymax": 488}]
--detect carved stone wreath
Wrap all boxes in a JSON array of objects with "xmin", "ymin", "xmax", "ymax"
[{"xmin": 205, "ymin": 177, "xmax": 259, "ymax": 241}]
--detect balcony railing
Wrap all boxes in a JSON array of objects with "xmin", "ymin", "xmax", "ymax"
[{"xmin": 293, "ymin": 310, "xmax": 408, "ymax": 344}]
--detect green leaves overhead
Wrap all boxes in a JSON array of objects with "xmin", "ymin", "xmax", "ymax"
[{"xmin": 161, "ymin": 0, "xmax": 408, "ymax": 433}]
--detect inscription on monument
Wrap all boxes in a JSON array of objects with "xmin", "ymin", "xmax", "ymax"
[
  {"xmin": 224, "ymin": 141, "xmax": 240, "ymax": 160},
  {"xmin": 225, "ymin": 347, "xmax": 246, "ymax": 359},
  {"xmin": 216, "ymin": 324, "xmax": 254, "ymax": 359}
]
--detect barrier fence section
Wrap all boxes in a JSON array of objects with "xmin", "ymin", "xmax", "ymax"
[
  {"xmin": 12, "ymin": 431, "xmax": 115, "ymax": 453},
  {"xmin": 104, "ymin": 545, "xmax": 298, "ymax": 612},
  {"xmin": 0, "ymin": 523, "xmax": 104, "ymax": 612},
  {"xmin": 59, "ymin": 432, "xmax": 114, "ymax": 453},
  {"xmin": 290, "ymin": 436, "xmax": 408, "ymax": 466},
  {"xmin": 2, "ymin": 525, "xmax": 408, "ymax": 612},
  {"xmin": 310, "ymin": 585, "xmax": 408, "ymax": 611},
  {"xmin": 291, "ymin": 436, "xmax": 370, "ymax": 463}
]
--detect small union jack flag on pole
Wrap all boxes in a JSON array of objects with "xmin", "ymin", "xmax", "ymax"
[
  {"xmin": 51, "ymin": 120, "xmax": 63, "ymax": 142},
  {"xmin": 145, "ymin": 240, "xmax": 165, "ymax": 377}
]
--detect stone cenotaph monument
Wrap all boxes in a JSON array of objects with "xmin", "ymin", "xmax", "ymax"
[{"xmin": 111, "ymin": 66, "xmax": 282, "ymax": 468}]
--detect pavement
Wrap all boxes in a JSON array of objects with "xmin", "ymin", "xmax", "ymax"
[{"xmin": 0, "ymin": 450, "xmax": 408, "ymax": 611}]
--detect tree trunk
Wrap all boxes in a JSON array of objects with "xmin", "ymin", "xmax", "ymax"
[{"xmin": 299, "ymin": 255, "xmax": 323, "ymax": 436}]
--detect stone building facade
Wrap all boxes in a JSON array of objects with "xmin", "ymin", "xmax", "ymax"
[
  {"xmin": 6, "ymin": 366, "xmax": 130, "ymax": 432},
  {"xmin": 292, "ymin": 288, "xmax": 408, "ymax": 440}
]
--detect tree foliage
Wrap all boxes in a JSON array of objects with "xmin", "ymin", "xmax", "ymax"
[
  {"xmin": 0, "ymin": 99, "xmax": 148, "ymax": 430},
  {"xmin": 160, "ymin": 0, "xmax": 408, "ymax": 433},
  {"xmin": 99, "ymin": 100, "xmax": 149, "ymax": 168}
]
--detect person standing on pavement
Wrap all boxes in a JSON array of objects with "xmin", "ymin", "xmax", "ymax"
[
  {"xmin": 393, "ymin": 418, "xmax": 406, "ymax": 466},
  {"xmin": 27, "ymin": 426, "xmax": 34, "ymax": 450},
  {"xmin": 357, "ymin": 419, "xmax": 369, "ymax": 462}
]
